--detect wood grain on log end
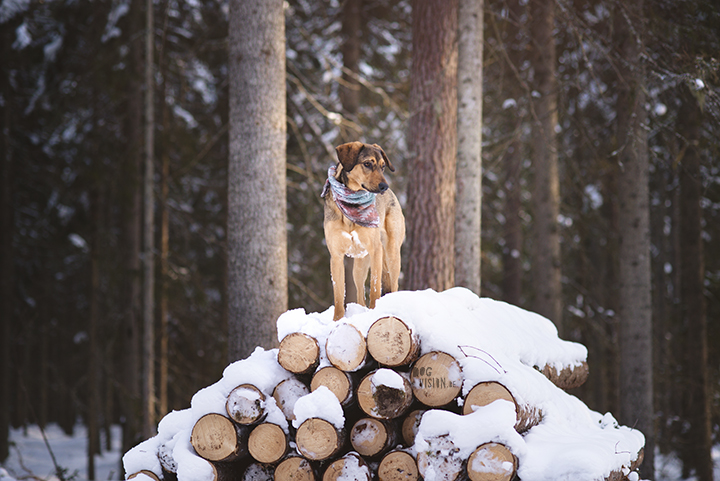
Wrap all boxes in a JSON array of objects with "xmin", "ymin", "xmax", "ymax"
[
  {"xmin": 326, "ymin": 323, "xmax": 368, "ymax": 372},
  {"xmin": 378, "ymin": 451, "xmax": 419, "ymax": 481},
  {"xmin": 226, "ymin": 383, "xmax": 267, "ymax": 425},
  {"xmin": 467, "ymin": 443, "xmax": 517, "ymax": 481},
  {"xmin": 311, "ymin": 366, "xmax": 354, "ymax": 406},
  {"xmin": 278, "ymin": 332, "xmax": 320, "ymax": 375},
  {"xmin": 295, "ymin": 417, "xmax": 345, "ymax": 461},
  {"xmin": 191, "ymin": 413, "xmax": 249, "ymax": 462},
  {"xmin": 357, "ymin": 369, "xmax": 414, "ymax": 419},
  {"xmin": 322, "ymin": 452, "xmax": 371, "ymax": 481},
  {"xmin": 273, "ymin": 378, "xmax": 310, "ymax": 421},
  {"xmin": 410, "ymin": 352, "xmax": 462, "ymax": 407},
  {"xmin": 401, "ymin": 409, "xmax": 426, "ymax": 446},
  {"xmin": 275, "ymin": 456, "xmax": 317, "ymax": 481},
  {"xmin": 367, "ymin": 317, "xmax": 420, "ymax": 367},
  {"xmin": 462, "ymin": 381, "xmax": 541, "ymax": 433},
  {"xmin": 248, "ymin": 422, "xmax": 288, "ymax": 464}
]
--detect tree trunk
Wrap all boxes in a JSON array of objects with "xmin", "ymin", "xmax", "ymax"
[
  {"xmin": 405, "ymin": 0, "xmax": 459, "ymax": 291},
  {"xmin": 677, "ymin": 83, "xmax": 713, "ymax": 481},
  {"xmin": 228, "ymin": 0, "xmax": 288, "ymax": 361},
  {"xmin": 88, "ymin": 189, "xmax": 103, "ymax": 479},
  {"xmin": 613, "ymin": 2, "xmax": 654, "ymax": 478},
  {"xmin": 455, "ymin": 0, "xmax": 483, "ymax": 295},
  {"xmin": 528, "ymin": 0, "xmax": 562, "ymax": 332}
]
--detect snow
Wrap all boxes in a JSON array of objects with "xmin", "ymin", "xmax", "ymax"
[
  {"xmin": 292, "ymin": 386, "xmax": 345, "ymax": 430},
  {"xmin": 371, "ymin": 368, "xmax": 405, "ymax": 391}
]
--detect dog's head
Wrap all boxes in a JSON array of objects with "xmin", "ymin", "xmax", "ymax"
[{"xmin": 335, "ymin": 141, "xmax": 395, "ymax": 193}]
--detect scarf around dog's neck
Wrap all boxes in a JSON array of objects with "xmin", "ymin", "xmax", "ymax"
[{"xmin": 321, "ymin": 165, "xmax": 380, "ymax": 228}]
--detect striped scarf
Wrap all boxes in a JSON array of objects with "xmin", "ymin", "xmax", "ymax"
[{"xmin": 321, "ymin": 165, "xmax": 379, "ymax": 228}]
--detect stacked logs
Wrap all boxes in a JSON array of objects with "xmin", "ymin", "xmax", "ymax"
[{"xmin": 128, "ymin": 316, "xmax": 600, "ymax": 481}]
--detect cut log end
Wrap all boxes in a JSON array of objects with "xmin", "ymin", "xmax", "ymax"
[
  {"xmin": 367, "ymin": 316, "xmax": 420, "ymax": 367},
  {"xmin": 540, "ymin": 361, "xmax": 589, "ymax": 389},
  {"xmin": 462, "ymin": 381, "xmax": 541, "ymax": 433},
  {"xmin": 467, "ymin": 443, "xmax": 517, "ymax": 481},
  {"xmin": 322, "ymin": 452, "xmax": 371, "ymax": 481},
  {"xmin": 242, "ymin": 462, "xmax": 276, "ymax": 481},
  {"xmin": 311, "ymin": 366, "xmax": 354, "ymax": 406},
  {"xmin": 226, "ymin": 383, "xmax": 267, "ymax": 425},
  {"xmin": 248, "ymin": 423, "xmax": 288, "ymax": 464},
  {"xmin": 278, "ymin": 332, "xmax": 320, "ymax": 375},
  {"xmin": 350, "ymin": 418, "xmax": 395, "ymax": 458},
  {"xmin": 326, "ymin": 323, "xmax": 368, "ymax": 371},
  {"xmin": 295, "ymin": 417, "xmax": 345, "ymax": 461},
  {"xmin": 273, "ymin": 378, "xmax": 310, "ymax": 421},
  {"xmin": 378, "ymin": 451, "xmax": 419, "ymax": 481},
  {"xmin": 191, "ymin": 413, "xmax": 248, "ymax": 462},
  {"xmin": 357, "ymin": 369, "xmax": 414, "ymax": 419},
  {"xmin": 411, "ymin": 352, "xmax": 462, "ymax": 407},
  {"xmin": 417, "ymin": 436, "xmax": 464, "ymax": 481},
  {"xmin": 401, "ymin": 409, "xmax": 426, "ymax": 446},
  {"xmin": 275, "ymin": 456, "xmax": 317, "ymax": 481},
  {"xmin": 128, "ymin": 471, "xmax": 161, "ymax": 481}
]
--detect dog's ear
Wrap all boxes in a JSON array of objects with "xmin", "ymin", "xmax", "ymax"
[
  {"xmin": 336, "ymin": 141, "xmax": 364, "ymax": 172},
  {"xmin": 373, "ymin": 144, "xmax": 395, "ymax": 172}
]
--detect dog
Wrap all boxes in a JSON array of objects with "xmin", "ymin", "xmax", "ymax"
[{"xmin": 321, "ymin": 141, "xmax": 405, "ymax": 321}]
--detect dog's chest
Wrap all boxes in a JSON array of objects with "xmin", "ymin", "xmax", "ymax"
[{"xmin": 342, "ymin": 230, "xmax": 369, "ymax": 258}]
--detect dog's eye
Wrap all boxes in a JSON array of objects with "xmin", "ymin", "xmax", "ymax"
[{"xmin": 363, "ymin": 161, "xmax": 372, "ymax": 169}]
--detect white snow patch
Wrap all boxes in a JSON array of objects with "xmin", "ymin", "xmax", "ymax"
[{"xmin": 292, "ymin": 386, "xmax": 345, "ymax": 430}]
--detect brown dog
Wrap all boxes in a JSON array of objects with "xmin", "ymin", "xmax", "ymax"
[{"xmin": 321, "ymin": 141, "xmax": 405, "ymax": 321}]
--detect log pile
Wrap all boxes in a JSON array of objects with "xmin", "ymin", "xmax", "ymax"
[{"xmin": 126, "ymin": 312, "xmax": 640, "ymax": 481}]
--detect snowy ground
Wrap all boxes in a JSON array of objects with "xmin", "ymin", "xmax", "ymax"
[{"xmin": 0, "ymin": 424, "xmax": 718, "ymax": 480}]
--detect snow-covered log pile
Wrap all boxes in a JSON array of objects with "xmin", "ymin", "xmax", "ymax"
[{"xmin": 123, "ymin": 288, "xmax": 645, "ymax": 481}]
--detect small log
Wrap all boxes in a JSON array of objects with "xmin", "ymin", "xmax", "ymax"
[
  {"xmin": 416, "ymin": 435, "xmax": 464, "ymax": 481},
  {"xmin": 295, "ymin": 417, "xmax": 346, "ymax": 461},
  {"xmin": 127, "ymin": 471, "xmax": 160, "ymax": 481},
  {"xmin": 242, "ymin": 462, "xmax": 276, "ymax": 481},
  {"xmin": 401, "ymin": 409, "xmax": 426, "ymax": 446},
  {"xmin": 273, "ymin": 378, "xmax": 310, "ymax": 421},
  {"xmin": 540, "ymin": 361, "xmax": 589, "ymax": 390},
  {"xmin": 378, "ymin": 450, "xmax": 420, "ymax": 481},
  {"xmin": 326, "ymin": 323, "xmax": 368, "ymax": 371},
  {"xmin": 311, "ymin": 366, "xmax": 355, "ymax": 406},
  {"xmin": 278, "ymin": 332, "xmax": 320, "ymax": 375},
  {"xmin": 410, "ymin": 352, "xmax": 462, "ymax": 407},
  {"xmin": 350, "ymin": 417, "xmax": 399, "ymax": 458},
  {"xmin": 367, "ymin": 317, "xmax": 420, "ymax": 367},
  {"xmin": 275, "ymin": 456, "xmax": 317, "ymax": 481},
  {"xmin": 322, "ymin": 452, "xmax": 371, "ymax": 481},
  {"xmin": 357, "ymin": 369, "xmax": 414, "ymax": 419},
  {"xmin": 248, "ymin": 422, "xmax": 288, "ymax": 464},
  {"xmin": 191, "ymin": 413, "xmax": 250, "ymax": 462},
  {"xmin": 466, "ymin": 443, "xmax": 517, "ymax": 481},
  {"xmin": 462, "ymin": 381, "xmax": 541, "ymax": 433},
  {"xmin": 226, "ymin": 384, "xmax": 267, "ymax": 425}
]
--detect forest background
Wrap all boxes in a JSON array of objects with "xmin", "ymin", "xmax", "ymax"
[{"xmin": 0, "ymin": 0, "xmax": 718, "ymax": 480}]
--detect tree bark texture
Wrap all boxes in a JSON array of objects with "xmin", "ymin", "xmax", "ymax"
[
  {"xmin": 677, "ymin": 84, "xmax": 713, "ymax": 481},
  {"xmin": 613, "ymin": 2, "xmax": 654, "ymax": 478},
  {"xmin": 528, "ymin": 0, "xmax": 562, "ymax": 332},
  {"xmin": 454, "ymin": 0, "xmax": 484, "ymax": 295},
  {"xmin": 228, "ymin": 0, "xmax": 288, "ymax": 361},
  {"xmin": 405, "ymin": 0, "xmax": 459, "ymax": 292}
]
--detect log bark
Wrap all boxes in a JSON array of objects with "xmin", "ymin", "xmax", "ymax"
[
  {"xmin": 190, "ymin": 413, "xmax": 250, "ymax": 462},
  {"xmin": 311, "ymin": 366, "xmax": 355, "ymax": 406},
  {"xmin": 326, "ymin": 323, "xmax": 368, "ymax": 372},
  {"xmin": 158, "ymin": 442, "xmax": 178, "ymax": 480},
  {"xmin": 350, "ymin": 417, "xmax": 400, "ymax": 459},
  {"xmin": 466, "ymin": 443, "xmax": 517, "ymax": 481},
  {"xmin": 295, "ymin": 417, "xmax": 346, "ymax": 461},
  {"xmin": 366, "ymin": 317, "xmax": 420, "ymax": 367},
  {"xmin": 273, "ymin": 378, "xmax": 310, "ymax": 421},
  {"xmin": 401, "ymin": 409, "xmax": 426, "ymax": 446},
  {"xmin": 462, "ymin": 381, "xmax": 541, "ymax": 433},
  {"xmin": 605, "ymin": 448, "xmax": 644, "ymax": 481},
  {"xmin": 248, "ymin": 423, "xmax": 288, "ymax": 464},
  {"xmin": 378, "ymin": 450, "xmax": 419, "ymax": 481},
  {"xmin": 226, "ymin": 384, "xmax": 268, "ymax": 425},
  {"xmin": 357, "ymin": 369, "xmax": 414, "ymax": 419},
  {"xmin": 322, "ymin": 452, "xmax": 371, "ymax": 481},
  {"xmin": 278, "ymin": 332, "xmax": 320, "ymax": 375},
  {"xmin": 410, "ymin": 352, "xmax": 462, "ymax": 407},
  {"xmin": 275, "ymin": 456, "xmax": 317, "ymax": 481},
  {"xmin": 416, "ymin": 435, "xmax": 464, "ymax": 481},
  {"xmin": 128, "ymin": 471, "xmax": 161, "ymax": 481},
  {"xmin": 540, "ymin": 361, "xmax": 589, "ymax": 390},
  {"xmin": 243, "ymin": 462, "xmax": 276, "ymax": 481}
]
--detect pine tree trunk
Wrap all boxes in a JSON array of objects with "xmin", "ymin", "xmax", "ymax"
[
  {"xmin": 455, "ymin": 0, "xmax": 483, "ymax": 295},
  {"xmin": 228, "ymin": 0, "xmax": 288, "ymax": 361},
  {"xmin": 677, "ymin": 84, "xmax": 713, "ymax": 481},
  {"xmin": 529, "ymin": 0, "xmax": 562, "ymax": 332},
  {"xmin": 159, "ymin": 80, "xmax": 170, "ymax": 418},
  {"xmin": 88, "ymin": 190, "xmax": 103, "ymax": 479},
  {"xmin": 405, "ymin": 0, "xmax": 459, "ymax": 291},
  {"xmin": 613, "ymin": 3, "xmax": 654, "ymax": 478}
]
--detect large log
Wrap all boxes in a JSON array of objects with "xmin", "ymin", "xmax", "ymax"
[
  {"xmin": 295, "ymin": 417, "xmax": 346, "ymax": 461},
  {"xmin": 410, "ymin": 352, "xmax": 462, "ymax": 407},
  {"xmin": 311, "ymin": 366, "xmax": 355, "ymax": 406},
  {"xmin": 326, "ymin": 323, "xmax": 368, "ymax": 372},
  {"xmin": 540, "ymin": 361, "xmax": 589, "ymax": 389},
  {"xmin": 378, "ymin": 450, "xmax": 420, "ymax": 481},
  {"xmin": 278, "ymin": 332, "xmax": 320, "ymax": 375},
  {"xmin": 466, "ymin": 443, "xmax": 517, "ymax": 481},
  {"xmin": 226, "ymin": 384, "xmax": 267, "ymax": 425},
  {"xmin": 273, "ymin": 378, "xmax": 310, "ymax": 421},
  {"xmin": 248, "ymin": 422, "xmax": 288, "ymax": 464},
  {"xmin": 367, "ymin": 317, "xmax": 420, "ymax": 367},
  {"xmin": 190, "ymin": 413, "xmax": 250, "ymax": 462},
  {"xmin": 350, "ymin": 417, "xmax": 399, "ymax": 458},
  {"xmin": 416, "ymin": 435, "xmax": 464, "ymax": 481},
  {"xmin": 401, "ymin": 409, "xmax": 426, "ymax": 446},
  {"xmin": 462, "ymin": 381, "xmax": 541, "ymax": 433},
  {"xmin": 275, "ymin": 456, "xmax": 317, "ymax": 481},
  {"xmin": 357, "ymin": 369, "xmax": 414, "ymax": 419},
  {"xmin": 322, "ymin": 452, "xmax": 371, "ymax": 481}
]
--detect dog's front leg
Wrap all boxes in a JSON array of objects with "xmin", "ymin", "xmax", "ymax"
[
  {"xmin": 330, "ymin": 253, "xmax": 346, "ymax": 320},
  {"xmin": 368, "ymin": 247, "xmax": 383, "ymax": 309}
]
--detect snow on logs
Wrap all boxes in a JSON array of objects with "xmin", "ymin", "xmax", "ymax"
[{"xmin": 124, "ymin": 288, "xmax": 646, "ymax": 481}]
